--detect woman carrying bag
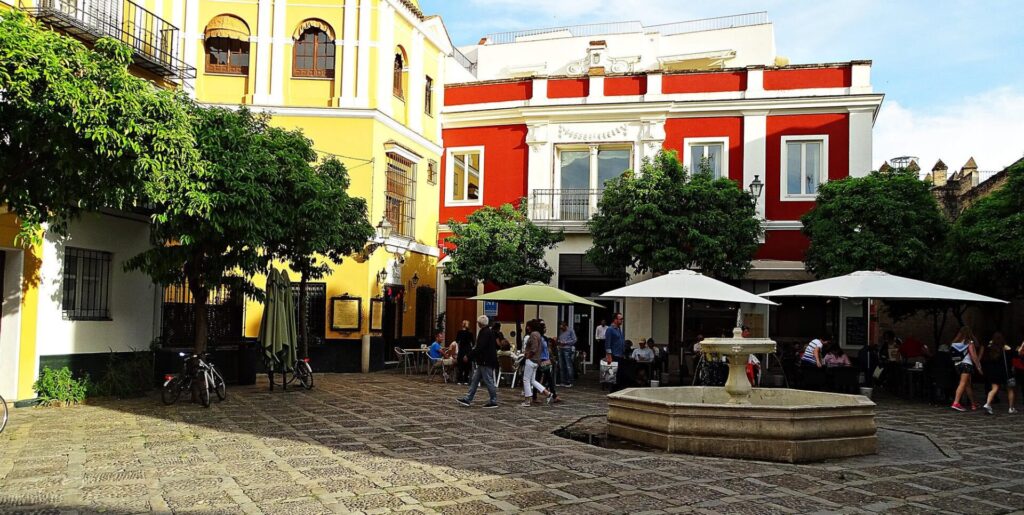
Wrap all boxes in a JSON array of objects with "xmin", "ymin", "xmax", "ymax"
[{"xmin": 981, "ymin": 332, "xmax": 1014, "ymax": 415}]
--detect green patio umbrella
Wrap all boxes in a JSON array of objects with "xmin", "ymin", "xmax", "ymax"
[
  {"xmin": 470, "ymin": 283, "xmax": 601, "ymax": 348},
  {"xmin": 258, "ymin": 268, "xmax": 297, "ymax": 373}
]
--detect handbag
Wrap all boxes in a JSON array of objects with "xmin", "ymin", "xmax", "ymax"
[{"xmin": 600, "ymin": 360, "xmax": 619, "ymax": 384}]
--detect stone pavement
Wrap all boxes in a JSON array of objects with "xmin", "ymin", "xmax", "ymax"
[{"xmin": 2, "ymin": 372, "xmax": 1024, "ymax": 514}]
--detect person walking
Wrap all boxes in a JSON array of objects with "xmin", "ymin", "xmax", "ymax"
[
  {"xmin": 537, "ymin": 322, "xmax": 560, "ymax": 403},
  {"xmin": 951, "ymin": 326, "xmax": 983, "ymax": 412},
  {"xmin": 557, "ymin": 322, "xmax": 577, "ymax": 387},
  {"xmin": 604, "ymin": 313, "xmax": 626, "ymax": 392},
  {"xmin": 595, "ymin": 319, "xmax": 607, "ymax": 369},
  {"xmin": 981, "ymin": 332, "xmax": 1014, "ymax": 415},
  {"xmin": 456, "ymin": 316, "xmax": 499, "ymax": 408},
  {"xmin": 455, "ymin": 320, "xmax": 474, "ymax": 384},
  {"xmin": 521, "ymin": 320, "xmax": 554, "ymax": 407}
]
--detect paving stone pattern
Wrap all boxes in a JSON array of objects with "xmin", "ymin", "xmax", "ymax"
[{"xmin": 2, "ymin": 373, "xmax": 1024, "ymax": 514}]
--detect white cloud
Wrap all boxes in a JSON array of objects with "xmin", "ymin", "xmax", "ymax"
[{"xmin": 874, "ymin": 87, "xmax": 1024, "ymax": 172}]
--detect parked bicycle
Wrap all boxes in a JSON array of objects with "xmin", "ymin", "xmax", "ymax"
[
  {"xmin": 1, "ymin": 393, "xmax": 8, "ymax": 434},
  {"xmin": 162, "ymin": 352, "xmax": 226, "ymax": 407},
  {"xmin": 266, "ymin": 356, "xmax": 314, "ymax": 391}
]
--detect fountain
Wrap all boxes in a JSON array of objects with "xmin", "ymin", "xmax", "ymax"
[{"xmin": 606, "ymin": 322, "xmax": 877, "ymax": 463}]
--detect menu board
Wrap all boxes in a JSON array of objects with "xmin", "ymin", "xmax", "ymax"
[
  {"xmin": 845, "ymin": 317, "xmax": 866, "ymax": 347},
  {"xmin": 369, "ymin": 298, "xmax": 384, "ymax": 332},
  {"xmin": 330, "ymin": 296, "xmax": 361, "ymax": 332}
]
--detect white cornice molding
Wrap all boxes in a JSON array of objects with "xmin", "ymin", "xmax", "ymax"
[{"xmin": 763, "ymin": 220, "xmax": 803, "ymax": 230}]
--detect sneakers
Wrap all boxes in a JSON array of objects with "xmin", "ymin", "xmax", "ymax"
[
  {"xmin": 951, "ymin": 402, "xmax": 966, "ymax": 412},
  {"xmin": 482, "ymin": 401, "xmax": 499, "ymax": 409},
  {"xmin": 456, "ymin": 397, "xmax": 471, "ymax": 407},
  {"xmin": 971, "ymin": 404, "xmax": 980, "ymax": 411},
  {"xmin": 546, "ymin": 392, "xmax": 554, "ymax": 405},
  {"xmin": 1010, "ymin": 407, "xmax": 1019, "ymax": 414},
  {"xmin": 564, "ymin": 384, "xmax": 573, "ymax": 388},
  {"xmin": 520, "ymin": 400, "xmax": 532, "ymax": 407},
  {"xmin": 984, "ymin": 404, "xmax": 994, "ymax": 415}
]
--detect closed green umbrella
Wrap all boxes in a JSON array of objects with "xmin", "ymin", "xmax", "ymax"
[
  {"xmin": 259, "ymin": 268, "xmax": 298, "ymax": 372},
  {"xmin": 278, "ymin": 270, "xmax": 298, "ymax": 369}
]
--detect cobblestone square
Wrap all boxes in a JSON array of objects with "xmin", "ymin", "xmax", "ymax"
[{"xmin": 2, "ymin": 373, "xmax": 1024, "ymax": 514}]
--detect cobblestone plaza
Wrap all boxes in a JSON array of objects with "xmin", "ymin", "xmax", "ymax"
[{"xmin": 2, "ymin": 374, "xmax": 1024, "ymax": 514}]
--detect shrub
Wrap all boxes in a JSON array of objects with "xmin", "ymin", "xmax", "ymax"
[
  {"xmin": 33, "ymin": 366, "xmax": 90, "ymax": 406},
  {"xmin": 91, "ymin": 349, "xmax": 154, "ymax": 398}
]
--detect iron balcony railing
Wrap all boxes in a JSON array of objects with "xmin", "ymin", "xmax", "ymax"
[
  {"xmin": 530, "ymin": 188, "xmax": 603, "ymax": 222},
  {"xmin": 483, "ymin": 12, "xmax": 768, "ymax": 45},
  {"xmin": 450, "ymin": 47, "xmax": 476, "ymax": 73},
  {"xmin": 24, "ymin": 0, "xmax": 196, "ymax": 80}
]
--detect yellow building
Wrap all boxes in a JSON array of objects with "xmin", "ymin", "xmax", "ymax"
[{"xmin": 187, "ymin": 0, "xmax": 451, "ymax": 365}]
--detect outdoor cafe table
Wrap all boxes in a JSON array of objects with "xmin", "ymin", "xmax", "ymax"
[{"xmin": 403, "ymin": 348, "xmax": 430, "ymax": 373}]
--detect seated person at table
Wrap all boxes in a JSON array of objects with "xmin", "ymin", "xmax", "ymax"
[
  {"xmin": 632, "ymin": 339, "xmax": 655, "ymax": 363},
  {"xmin": 899, "ymin": 335, "xmax": 931, "ymax": 365},
  {"xmin": 444, "ymin": 337, "xmax": 458, "ymax": 360},
  {"xmin": 428, "ymin": 332, "xmax": 445, "ymax": 363},
  {"xmin": 823, "ymin": 343, "xmax": 851, "ymax": 367},
  {"xmin": 497, "ymin": 338, "xmax": 514, "ymax": 358},
  {"xmin": 801, "ymin": 335, "xmax": 832, "ymax": 368},
  {"xmin": 624, "ymin": 340, "xmax": 635, "ymax": 357}
]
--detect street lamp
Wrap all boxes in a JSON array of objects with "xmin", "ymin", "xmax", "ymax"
[
  {"xmin": 375, "ymin": 216, "xmax": 393, "ymax": 242},
  {"xmin": 748, "ymin": 175, "xmax": 764, "ymax": 199},
  {"xmin": 377, "ymin": 267, "xmax": 388, "ymax": 284}
]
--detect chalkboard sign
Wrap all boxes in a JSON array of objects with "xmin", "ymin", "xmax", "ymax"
[{"xmin": 845, "ymin": 317, "xmax": 866, "ymax": 347}]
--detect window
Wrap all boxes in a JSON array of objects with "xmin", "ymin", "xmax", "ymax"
[
  {"xmin": 683, "ymin": 137, "xmax": 729, "ymax": 179},
  {"xmin": 205, "ymin": 37, "xmax": 250, "ymax": 75},
  {"xmin": 553, "ymin": 145, "xmax": 631, "ymax": 220},
  {"xmin": 424, "ymin": 76, "xmax": 433, "ymax": 115},
  {"xmin": 62, "ymin": 247, "xmax": 112, "ymax": 320},
  {"xmin": 445, "ymin": 147, "xmax": 483, "ymax": 206},
  {"xmin": 427, "ymin": 159, "xmax": 438, "ymax": 185},
  {"xmin": 293, "ymin": 26, "xmax": 335, "ymax": 78},
  {"xmin": 393, "ymin": 52, "xmax": 405, "ymax": 99},
  {"xmin": 386, "ymin": 152, "xmax": 416, "ymax": 238},
  {"xmin": 781, "ymin": 135, "xmax": 829, "ymax": 199}
]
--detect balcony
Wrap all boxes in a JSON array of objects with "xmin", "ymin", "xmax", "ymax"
[
  {"xmin": 529, "ymin": 189, "xmax": 602, "ymax": 232},
  {"xmin": 24, "ymin": 0, "xmax": 196, "ymax": 80}
]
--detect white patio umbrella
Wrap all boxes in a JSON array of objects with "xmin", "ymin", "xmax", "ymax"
[
  {"xmin": 601, "ymin": 270, "xmax": 776, "ymax": 305},
  {"xmin": 759, "ymin": 270, "xmax": 1007, "ymax": 304}
]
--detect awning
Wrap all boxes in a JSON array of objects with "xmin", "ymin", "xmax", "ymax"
[
  {"xmin": 205, "ymin": 15, "xmax": 250, "ymax": 42},
  {"xmin": 293, "ymin": 18, "xmax": 335, "ymax": 40},
  {"xmin": 760, "ymin": 271, "xmax": 1007, "ymax": 303}
]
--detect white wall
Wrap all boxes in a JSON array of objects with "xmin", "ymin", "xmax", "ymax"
[
  {"xmin": 0, "ymin": 249, "xmax": 24, "ymax": 400},
  {"xmin": 36, "ymin": 214, "xmax": 158, "ymax": 357}
]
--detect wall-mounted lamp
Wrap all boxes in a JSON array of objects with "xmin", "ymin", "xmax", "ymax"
[
  {"xmin": 411, "ymin": 272, "xmax": 419, "ymax": 287},
  {"xmin": 748, "ymin": 175, "xmax": 764, "ymax": 199},
  {"xmin": 377, "ymin": 267, "xmax": 388, "ymax": 284}
]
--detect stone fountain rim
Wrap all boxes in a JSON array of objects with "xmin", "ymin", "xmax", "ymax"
[{"xmin": 607, "ymin": 386, "xmax": 876, "ymax": 410}]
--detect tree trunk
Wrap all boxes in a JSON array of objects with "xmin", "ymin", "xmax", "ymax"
[
  {"xmin": 299, "ymin": 272, "xmax": 309, "ymax": 359},
  {"xmin": 192, "ymin": 285, "xmax": 209, "ymax": 356}
]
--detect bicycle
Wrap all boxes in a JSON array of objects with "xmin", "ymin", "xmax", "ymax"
[
  {"xmin": 1, "ymin": 394, "xmax": 8, "ymax": 434},
  {"xmin": 266, "ymin": 356, "xmax": 314, "ymax": 391},
  {"xmin": 162, "ymin": 352, "xmax": 226, "ymax": 407}
]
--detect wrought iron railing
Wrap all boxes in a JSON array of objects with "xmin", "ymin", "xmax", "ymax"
[
  {"xmin": 530, "ymin": 189, "xmax": 603, "ymax": 222},
  {"xmin": 483, "ymin": 12, "xmax": 768, "ymax": 45},
  {"xmin": 23, "ymin": 0, "xmax": 195, "ymax": 80},
  {"xmin": 450, "ymin": 47, "xmax": 475, "ymax": 73}
]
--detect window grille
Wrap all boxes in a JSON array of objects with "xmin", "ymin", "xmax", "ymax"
[
  {"xmin": 424, "ymin": 76, "xmax": 433, "ymax": 115},
  {"xmin": 393, "ymin": 53, "xmax": 405, "ymax": 98},
  {"xmin": 293, "ymin": 28, "xmax": 335, "ymax": 78},
  {"xmin": 385, "ymin": 152, "xmax": 416, "ymax": 239},
  {"xmin": 62, "ymin": 248, "xmax": 112, "ymax": 320},
  {"xmin": 205, "ymin": 37, "xmax": 249, "ymax": 75},
  {"xmin": 427, "ymin": 159, "xmax": 438, "ymax": 185}
]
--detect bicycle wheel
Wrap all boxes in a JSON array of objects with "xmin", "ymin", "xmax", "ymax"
[
  {"xmin": 212, "ymin": 367, "xmax": 226, "ymax": 401},
  {"xmin": 161, "ymin": 377, "xmax": 182, "ymax": 405},
  {"xmin": 296, "ymin": 360, "xmax": 314, "ymax": 390},
  {"xmin": 198, "ymin": 372, "xmax": 211, "ymax": 408},
  {"xmin": 1, "ymin": 395, "xmax": 8, "ymax": 434}
]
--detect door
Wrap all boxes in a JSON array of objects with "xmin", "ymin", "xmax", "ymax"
[
  {"xmin": 382, "ymin": 285, "xmax": 405, "ymax": 346},
  {"xmin": 445, "ymin": 298, "xmax": 477, "ymax": 345}
]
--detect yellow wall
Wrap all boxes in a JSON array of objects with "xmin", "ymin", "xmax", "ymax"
[{"xmin": 0, "ymin": 214, "xmax": 42, "ymax": 400}]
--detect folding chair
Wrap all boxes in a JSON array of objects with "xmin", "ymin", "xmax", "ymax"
[
  {"xmin": 496, "ymin": 354, "xmax": 519, "ymax": 388},
  {"xmin": 393, "ymin": 347, "xmax": 413, "ymax": 375}
]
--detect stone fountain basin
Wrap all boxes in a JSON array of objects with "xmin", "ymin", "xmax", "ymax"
[{"xmin": 607, "ymin": 387, "xmax": 877, "ymax": 463}]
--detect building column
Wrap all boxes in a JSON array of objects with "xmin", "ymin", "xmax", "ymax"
[
  {"xmin": 849, "ymin": 107, "xmax": 874, "ymax": 178},
  {"xmin": 340, "ymin": 0, "xmax": 358, "ymax": 106},
  {"xmin": 268, "ymin": 0, "xmax": 287, "ymax": 105},
  {"xmin": 745, "ymin": 65, "xmax": 765, "ymax": 99},
  {"xmin": 253, "ymin": 0, "xmax": 273, "ymax": 103},
  {"xmin": 356, "ymin": 0, "xmax": 372, "ymax": 107},
  {"xmin": 408, "ymin": 31, "xmax": 425, "ymax": 131},
  {"xmin": 181, "ymin": 0, "xmax": 199, "ymax": 97},
  {"xmin": 376, "ymin": 1, "xmax": 394, "ymax": 116},
  {"xmin": 743, "ymin": 111, "xmax": 768, "ymax": 220},
  {"xmin": 530, "ymin": 77, "xmax": 547, "ymax": 106},
  {"xmin": 434, "ymin": 52, "xmax": 444, "ymax": 136}
]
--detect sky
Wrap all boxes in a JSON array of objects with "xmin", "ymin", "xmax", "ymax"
[{"xmin": 420, "ymin": 0, "xmax": 1024, "ymax": 173}]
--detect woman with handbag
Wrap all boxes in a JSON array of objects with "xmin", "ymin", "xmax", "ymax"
[
  {"xmin": 951, "ymin": 327, "xmax": 983, "ymax": 412},
  {"xmin": 981, "ymin": 332, "xmax": 1014, "ymax": 415}
]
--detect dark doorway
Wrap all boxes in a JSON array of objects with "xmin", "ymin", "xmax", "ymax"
[
  {"xmin": 415, "ymin": 286, "xmax": 436, "ymax": 341},
  {"xmin": 382, "ymin": 285, "xmax": 405, "ymax": 347},
  {"xmin": 161, "ymin": 283, "xmax": 244, "ymax": 347},
  {"xmin": 291, "ymin": 282, "xmax": 326, "ymax": 347}
]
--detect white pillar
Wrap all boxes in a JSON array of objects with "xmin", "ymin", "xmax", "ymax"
[
  {"xmin": 589, "ymin": 75, "xmax": 604, "ymax": 102},
  {"xmin": 408, "ymin": 32, "xmax": 425, "ymax": 131},
  {"xmin": 743, "ymin": 111, "xmax": 768, "ymax": 219},
  {"xmin": 181, "ymin": 0, "xmax": 199, "ymax": 96},
  {"xmin": 850, "ymin": 61, "xmax": 872, "ymax": 94},
  {"xmin": 340, "ymin": 0, "xmax": 358, "ymax": 105},
  {"xmin": 745, "ymin": 66, "xmax": 765, "ymax": 99},
  {"xmin": 253, "ymin": 0, "xmax": 273, "ymax": 103},
  {"xmin": 848, "ymin": 107, "xmax": 874, "ymax": 178},
  {"xmin": 376, "ymin": 2, "xmax": 394, "ymax": 116},
  {"xmin": 645, "ymin": 72, "xmax": 663, "ymax": 101},
  {"xmin": 356, "ymin": 0, "xmax": 372, "ymax": 107},
  {"xmin": 435, "ymin": 52, "xmax": 444, "ymax": 136},
  {"xmin": 268, "ymin": 0, "xmax": 287, "ymax": 105},
  {"xmin": 530, "ymin": 77, "xmax": 548, "ymax": 106}
]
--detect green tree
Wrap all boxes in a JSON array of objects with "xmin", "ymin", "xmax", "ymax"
[
  {"xmin": 0, "ymin": 12, "xmax": 201, "ymax": 241},
  {"xmin": 947, "ymin": 158, "xmax": 1024, "ymax": 299},
  {"xmin": 126, "ymin": 107, "xmax": 282, "ymax": 354},
  {"xmin": 801, "ymin": 168, "xmax": 949, "ymax": 279},
  {"xmin": 266, "ymin": 157, "xmax": 374, "ymax": 358},
  {"xmin": 587, "ymin": 150, "xmax": 761, "ymax": 279},
  {"xmin": 444, "ymin": 202, "xmax": 564, "ymax": 287}
]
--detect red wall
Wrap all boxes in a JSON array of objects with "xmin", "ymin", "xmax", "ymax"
[
  {"xmin": 548, "ymin": 78, "xmax": 589, "ymax": 98},
  {"xmin": 605, "ymin": 75, "xmax": 647, "ymax": 96},
  {"xmin": 662, "ymin": 117, "xmax": 744, "ymax": 184},
  {"xmin": 763, "ymin": 67, "xmax": 851, "ymax": 90},
  {"xmin": 662, "ymin": 71, "xmax": 747, "ymax": 93},
  {"xmin": 439, "ymin": 124, "xmax": 530, "ymax": 226},
  {"xmin": 445, "ymin": 81, "xmax": 533, "ymax": 106},
  {"xmin": 764, "ymin": 113, "xmax": 849, "ymax": 221},
  {"xmin": 756, "ymin": 230, "xmax": 810, "ymax": 261}
]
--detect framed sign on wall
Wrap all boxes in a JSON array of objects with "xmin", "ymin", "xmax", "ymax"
[
  {"xmin": 330, "ymin": 296, "xmax": 362, "ymax": 332},
  {"xmin": 369, "ymin": 297, "xmax": 384, "ymax": 332}
]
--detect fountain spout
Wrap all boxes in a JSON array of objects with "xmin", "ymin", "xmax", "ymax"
[{"xmin": 699, "ymin": 327, "xmax": 776, "ymax": 404}]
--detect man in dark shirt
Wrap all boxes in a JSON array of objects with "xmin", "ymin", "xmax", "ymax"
[
  {"xmin": 454, "ymin": 320, "xmax": 474, "ymax": 384},
  {"xmin": 457, "ymin": 315, "xmax": 499, "ymax": 408},
  {"xmin": 604, "ymin": 312, "xmax": 627, "ymax": 392}
]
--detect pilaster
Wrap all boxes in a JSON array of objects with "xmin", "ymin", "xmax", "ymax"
[{"xmin": 743, "ymin": 110, "xmax": 769, "ymax": 220}]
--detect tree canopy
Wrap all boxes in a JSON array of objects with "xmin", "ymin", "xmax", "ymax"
[
  {"xmin": 0, "ymin": 12, "xmax": 202, "ymax": 241},
  {"xmin": 801, "ymin": 168, "xmax": 949, "ymax": 279},
  {"xmin": 444, "ymin": 202, "xmax": 564, "ymax": 287},
  {"xmin": 947, "ymin": 158, "xmax": 1024, "ymax": 298},
  {"xmin": 587, "ymin": 150, "xmax": 761, "ymax": 279}
]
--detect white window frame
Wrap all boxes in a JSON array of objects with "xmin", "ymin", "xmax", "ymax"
[
  {"xmin": 554, "ymin": 143, "xmax": 633, "ymax": 191},
  {"xmin": 445, "ymin": 146, "xmax": 485, "ymax": 207},
  {"xmin": 682, "ymin": 137, "xmax": 730, "ymax": 179},
  {"xmin": 780, "ymin": 134, "xmax": 829, "ymax": 201}
]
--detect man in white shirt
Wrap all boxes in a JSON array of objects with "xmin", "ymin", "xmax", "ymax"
[{"xmin": 595, "ymin": 319, "xmax": 607, "ymax": 358}]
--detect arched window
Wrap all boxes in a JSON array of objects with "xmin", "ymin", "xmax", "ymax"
[
  {"xmin": 393, "ymin": 48, "xmax": 406, "ymax": 99},
  {"xmin": 292, "ymin": 19, "xmax": 335, "ymax": 78},
  {"xmin": 204, "ymin": 15, "xmax": 250, "ymax": 75}
]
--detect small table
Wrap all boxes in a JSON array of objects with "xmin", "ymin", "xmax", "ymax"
[{"xmin": 403, "ymin": 348, "xmax": 430, "ymax": 373}]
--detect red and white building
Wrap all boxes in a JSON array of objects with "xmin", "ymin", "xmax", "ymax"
[{"xmin": 436, "ymin": 13, "xmax": 883, "ymax": 357}]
